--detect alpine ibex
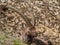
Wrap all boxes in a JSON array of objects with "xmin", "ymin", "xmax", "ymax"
[{"xmin": 0, "ymin": 4, "xmax": 53, "ymax": 45}]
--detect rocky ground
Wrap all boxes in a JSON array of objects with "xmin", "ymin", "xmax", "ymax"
[{"xmin": 0, "ymin": 0, "xmax": 60, "ymax": 45}]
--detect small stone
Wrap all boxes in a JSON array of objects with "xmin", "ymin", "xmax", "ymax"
[
  {"xmin": 1, "ymin": 0, "xmax": 6, "ymax": 3},
  {"xmin": 7, "ymin": 16, "xmax": 14, "ymax": 21}
]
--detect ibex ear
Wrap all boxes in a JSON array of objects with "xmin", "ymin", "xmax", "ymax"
[
  {"xmin": 2, "ymin": 6, "xmax": 8, "ymax": 11},
  {"xmin": 0, "ymin": 5, "xmax": 8, "ymax": 12},
  {"xmin": 47, "ymin": 41, "xmax": 53, "ymax": 45}
]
